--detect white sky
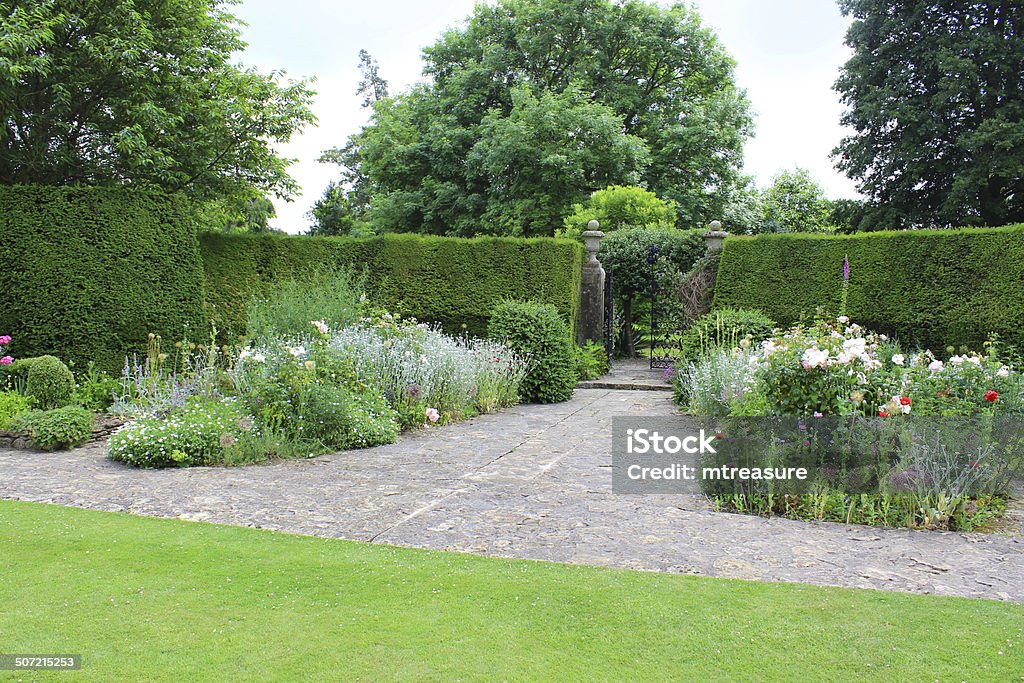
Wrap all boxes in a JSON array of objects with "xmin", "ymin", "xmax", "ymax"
[{"xmin": 232, "ymin": 0, "xmax": 861, "ymax": 233}]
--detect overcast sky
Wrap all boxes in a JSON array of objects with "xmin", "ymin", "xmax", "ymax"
[{"xmin": 232, "ymin": 0, "xmax": 861, "ymax": 233}]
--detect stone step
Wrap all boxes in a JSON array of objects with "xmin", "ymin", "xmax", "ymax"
[{"xmin": 577, "ymin": 380, "xmax": 673, "ymax": 392}]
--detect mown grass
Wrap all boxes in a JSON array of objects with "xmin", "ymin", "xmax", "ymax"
[{"xmin": 0, "ymin": 500, "xmax": 1021, "ymax": 681}]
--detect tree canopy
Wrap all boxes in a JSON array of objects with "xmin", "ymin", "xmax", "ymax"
[
  {"xmin": 0, "ymin": 0, "xmax": 315, "ymax": 201},
  {"xmin": 760, "ymin": 168, "xmax": 833, "ymax": 233},
  {"xmin": 721, "ymin": 169, "xmax": 835, "ymax": 234},
  {"xmin": 561, "ymin": 185, "xmax": 676, "ymax": 238},
  {"xmin": 324, "ymin": 0, "xmax": 752, "ymax": 237},
  {"xmin": 833, "ymin": 1, "xmax": 1024, "ymax": 228}
]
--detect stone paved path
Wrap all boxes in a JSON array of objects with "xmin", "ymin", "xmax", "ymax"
[{"xmin": 1, "ymin": 388, "xmax": 1022, "ymax": 601}]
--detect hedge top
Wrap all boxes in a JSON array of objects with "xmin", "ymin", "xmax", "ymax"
[{"xmin": 713, "ymin": 223, "xmax": 1024, "ymax": 353}]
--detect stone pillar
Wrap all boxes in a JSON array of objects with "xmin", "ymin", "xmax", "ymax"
[
  {"xmin": 704, "ymin": 220, "xmax": 728, "ymax": 253},
  {"xmin": 578, "ymin": 220, "xmax": 606, "ymax": 345}
]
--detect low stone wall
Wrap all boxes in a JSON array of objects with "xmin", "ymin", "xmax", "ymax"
[{"xmin": 0, "ymin": 414, "xmax": 127, "ymax": 451}]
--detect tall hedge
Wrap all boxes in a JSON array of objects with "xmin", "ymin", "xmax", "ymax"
[
  {"xmin": 200, "ymin": 232, "xmax": 584, "ymax": 339},
  {"xmin": 713, "ymin": 225, "xmax": 1024, "ymax": 352},
  {"xmin": 0, "ymin": 186, "xmax": 205, "ymax": 371}
]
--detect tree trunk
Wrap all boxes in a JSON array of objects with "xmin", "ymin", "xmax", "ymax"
[{"xmin": 979, "ymin": 177, "xmax": 1008, "ymax": 227}]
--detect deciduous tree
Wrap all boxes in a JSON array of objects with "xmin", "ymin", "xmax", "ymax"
[
  {"xmin": 324, "ymin": 0, "xmax": 751, "ymax": 236},
  {"xmin": 0, "ymin": 0, "xmax": 315, "ymax": 201},
  {"xmin": 833, "ymin": 1, "xmax": 1024, "ymax": 227}
]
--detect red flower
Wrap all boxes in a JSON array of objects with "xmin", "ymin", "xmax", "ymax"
[
  {"xmin": 984, "ymin": 390, "xmax": 999, "ymax": 402},
  {"xmin": 715, "ymin": 432, "xmax": 725, "ymax": 440},
  {"xmin": 878, "ymin": 409, "xmax": 890, "ymax": 418},
  {"xmin": 969, "ymin": 461, "xmax": 980, "ymax": 469},
  {"xmin": 899, "ymin": 396, "xmax": 911, "ymax": 406}
]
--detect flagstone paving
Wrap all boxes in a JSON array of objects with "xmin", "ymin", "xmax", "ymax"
[{"xmin": 1, "ymin": 388, "xmax": 1022, "ymax": 601}]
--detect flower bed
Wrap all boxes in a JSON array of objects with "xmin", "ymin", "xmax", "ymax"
[
  {"xmin": 107, "ymin": 312, "xmax": 528, "ymax": 468},
  {"xmin": 674, "ymin": 317, "xmax": 1024, "ymax": 530}
]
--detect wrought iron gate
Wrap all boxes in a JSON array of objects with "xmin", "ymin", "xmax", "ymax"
[{"xmin": 647, "ymin": 244, "xmax": 681, "ymax": 370}]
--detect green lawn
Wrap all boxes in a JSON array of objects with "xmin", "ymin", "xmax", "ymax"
[{"xmin": 0, "ymin": 501, "xmax": 1021, "ymax": 681}]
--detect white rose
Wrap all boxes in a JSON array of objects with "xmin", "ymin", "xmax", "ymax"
[
  {"xmin": 928, "ymin": 360, "xmax": 944, "ymax": 373},
  {"xmin": 997, "ymin": 366, "xmax": 1010, "ymax": 378},
  {"xmin": 950, "ymin": 355, "xmax": 964, "ymax": 366},
  {"xmin": 801, "ymin": 347, "xmax": 829, "ymax": 369},
  {"xmin": 891, "ymin": 354, "xmax": 905, "ymax": 366}
]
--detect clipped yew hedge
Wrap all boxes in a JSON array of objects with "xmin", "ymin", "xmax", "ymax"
[
  {"xmin": 0, "ymin": 186, "xmax": 205, "ymax": 371},
  {"xmin": 200, "ymin": 232, "xmax": 585, "ymax": 339},
  {"xmin": 712, "ymin": 225, "xmax": 1024, "ymax": 352}
]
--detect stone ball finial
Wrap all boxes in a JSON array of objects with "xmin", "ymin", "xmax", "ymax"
[
  {"xmin": 587, "ymin": 219, "xmax": 600, "ymax": 230},
  {"xmin": 704, "ymin": 220, "xmax": 728, "ymax": 252}
]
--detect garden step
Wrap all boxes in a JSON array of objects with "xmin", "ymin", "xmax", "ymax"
[{"xmin": 577, "ymin": 380, "xmax": 672, "ymax": 392}]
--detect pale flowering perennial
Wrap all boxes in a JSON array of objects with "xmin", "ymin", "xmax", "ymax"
[
  {"xmin": 677, "ymin": 318, "xmax": 1024, "ymax": 419},
  {"xmin": 672, "ymin": 317, "xmax": 1024, "ymax": 531},
  {"xmin": 108, "ymin": 311, "xmax": 528, "ymax": 468}
]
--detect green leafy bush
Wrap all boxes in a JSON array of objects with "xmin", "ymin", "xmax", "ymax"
[
  {"xmin": 296, "ymin": 383, "xmax": 399, "ymax": 450},
  {"xmin": 202, "ymin": 232, "xmax": 584, "ymax": 341},
  {"xmin": 678, "ymin": 309, "xmax": 776, "ymax": 363},
  {"xmin": 561, "ymin": 185, "xmax": 677, "ymax": 238},
  {"xmin": 25, "ymin": 356, "xmax": 76, "ymax": 410},
  {"xmin": 0, "ymin": 357, "xmax": 32, "ymax": 390},
  {"xmin": 489, "ymin": 301, "xmax": 576, "ymax": 403},
  {"xmin": 0, "ymin": 390, "xmax": 33, "ymax": 429},
  {"xmin": 0, "ymin": 186, "xmax": 205, "ymax": 371},
  {"xmin": 108, "ymin": 398, "xmax": 256, "ymax": 468},
  {"xmin": 713, "ymin": 225, "xmax": 1024, "ymax": 352},
  {"xmin": 72, "ymin": 362, "xmax": 120, "ymax": 412},
  {"xmin": 246, "ymin": 267, "xmax": 366, "ymax": 341},
  {"xmin": 14, "ymin": 406, "xmax": 93, "ymax": 451},
  {"xmin": 575, "ymin": 341, "xmax": 609, "ymax": 381}
]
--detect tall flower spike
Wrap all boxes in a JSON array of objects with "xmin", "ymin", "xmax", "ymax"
[{"xmin": 843, "ymin": 255, "xmax": 850, "ymax": 281}]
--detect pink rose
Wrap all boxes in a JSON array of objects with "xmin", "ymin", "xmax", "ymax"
[
  {"xmin": 0, "ymin": 356, "xmax": 12, "ymax": 365},
  {"xmin": 0, "ymin": 335, "xmax": 10, "ymax": 346},
  {"xmin": 425, "ymin": 408, "xmax": 440, "ymax": 424}
]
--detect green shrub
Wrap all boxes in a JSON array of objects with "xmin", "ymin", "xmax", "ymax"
[
  {"xmin": 490, "ymin": 301, "xmax": 576, "ymax": 403},
  {"xmin": 0, "ymin": 358, "xmax": 32, "ymax": 391},
  {"xmin": 201, "ymin": 232, "xmax": 584, "ymax": 341},
  {"xmin": 575, "ymin": 341, "xmax": 609, "ymax": 381},
  {"xmin": 108, "ymin": 398, "xmax": 254, "ymax": 468},
  {"xmin": 0, "ymin": 186, "xmax": 205, "ymax": 371},
  {"xmin": 71, "ymin": 362, "xmax": 120, "ymax": 412},
  {"xmin": 561, "ymin": 185, "xmax": 677, "ymax": 238},
  {"xmin": 297, "ymin": 383, "xmax": 399, "ymax": 450},
  {"xmin": 14, "ymin": 406, "xmax": 93, "ymax": 451},
  {"xmin": 246, "ymin": 267, "xmax": 366, "ymax": 341},
  {"xmin": 0, "ymin": 390, "xmax": 33, "ymax": 429},
  {"xmin": 678, "ymin": 309, "xmax": 776, "ymax": 363},
  {"xmin": 713, "ymin": 225, "xmax": 1024, "ymax": 352},
  {"xmin": 24, "ymin": 355, "xmax": 76, "ymax": 410}
]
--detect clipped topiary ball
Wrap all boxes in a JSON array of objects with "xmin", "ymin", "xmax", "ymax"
[
  {"xmin": 489, "ymin": 300, "xmax": 576, "ymax": 404},
  {"xmin": 25, "ymin": 355, "xmax": 76, "ymax": 410}
]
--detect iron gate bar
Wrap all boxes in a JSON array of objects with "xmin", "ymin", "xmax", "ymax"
[{"xmin": 647, "ymin": 243, "xmax": 680, "ymax": 370}]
